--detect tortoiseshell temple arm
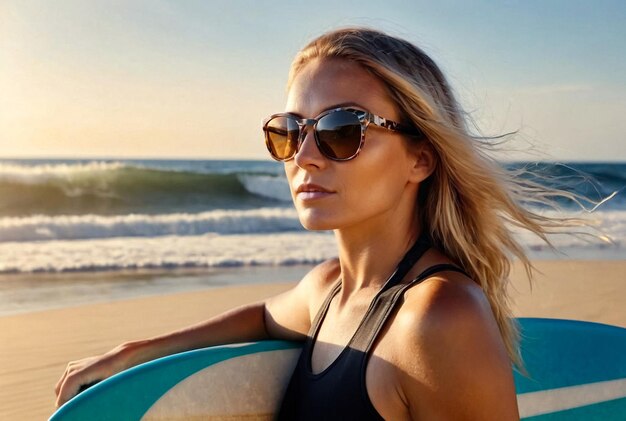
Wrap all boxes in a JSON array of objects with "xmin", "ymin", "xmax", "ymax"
[{"xmin": 369, "ymin": 113, "xmax": 424, "ymax": 138}]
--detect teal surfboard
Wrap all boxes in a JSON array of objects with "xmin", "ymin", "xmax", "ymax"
[
  {"xmin": 50, "ymin": 318, "xmax": 626, "ymax": 420},
  {"xmin": 515, "ymin": 318, "xmax": 626, "ymax": 420}
]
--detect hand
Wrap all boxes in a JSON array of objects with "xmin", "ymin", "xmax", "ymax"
[{"xmin": 54, "ymin": 343, "xmax": 137, "ymax": 408}]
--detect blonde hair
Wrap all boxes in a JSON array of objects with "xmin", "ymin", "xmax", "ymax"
[{"xmin": 287, "ymin": 27, "xmax": 585, "ymax": 369}]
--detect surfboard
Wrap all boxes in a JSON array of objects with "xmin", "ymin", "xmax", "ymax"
[
  {"xmin": 50, "ymin": 340, "xmax": 302, "ymax": 421},
  {"xmin": 515, "ymin": 318, "xmax": 626, "ymax": 420},
  {"xmin": 50, "ymin": 318, "xmax": 626, "ymax": 420}
]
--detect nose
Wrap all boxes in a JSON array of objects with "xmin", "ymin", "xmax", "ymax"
[{"xmin": 293, "ymin": 123, "xmax": 326, "ymax": 169}]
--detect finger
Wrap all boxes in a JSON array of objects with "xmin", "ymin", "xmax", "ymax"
[
  {"xmin": 55, "ymin": 360, "xmax": 81, "ymax": 396},
  {"xmin": 57, "ymin": 372, "xmax": 104, "ymax": 407},
  {"xmin": 56, "ymin": 376, "xmax": 83, "ymax": 408},
  {"xmin": 55, "ymin": 367, "xmax": 70, "ymax": 396},
  {"xmin": 55, "ymin": 368, "xmax": 84, "ymax": 408},
  {"xmin": 55, "ymin": 379, "xmax": 76, "ymax": 408}
]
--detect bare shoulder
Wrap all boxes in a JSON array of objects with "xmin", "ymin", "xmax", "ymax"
[
  {"xmin": 264, "ymin": 258, "xmax": 340, "ymax": 339},
  {"xmin": 391, "ymin": 271, "xmax": 519, "ymax": 420},
  {"xmin": 302, "ymin": 257, "xmax": 341, "ymax": 288},
  {"xmin": 400, "ymin": 270, "xmax": 496, "ymax": 336},
  {"xmin": 295, "ymin": 257, "xmax": 341, "ymax": 304}
]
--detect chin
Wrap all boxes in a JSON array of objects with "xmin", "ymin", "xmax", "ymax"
[
  {"xmin": 298, "ymin": 218, "xmax": 336, "ymax": 231},
  {"xmin": 296, "ymin": 209, "xmax": 341, "ymax": 231}
]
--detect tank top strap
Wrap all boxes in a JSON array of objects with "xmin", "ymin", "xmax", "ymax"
[
  {"xmin": 379, "ymin": 233, "xmax": 431, "ymax": 292},
  {"xmin": 351, "ymin": 263, "xmax": 468, "ymax": 353},
  {"xmin": 305, "ymin": 232, "xmax": 432, "ymax": 342}
]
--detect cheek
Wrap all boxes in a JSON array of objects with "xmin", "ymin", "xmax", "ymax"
[
  {"xmin": 342, "ymin": 154, "xmax": 409, "ymax": 209},
  {"xmin": 284, "ymin": 162, "xmax": 297, "ymax": 195},
  {"xmin": 341, "ymin": 160, "xmax": 406, "ymax": 205},
  {"xmin": 346, "ymin": 171, "xmax": 404, "ymax": 207}
]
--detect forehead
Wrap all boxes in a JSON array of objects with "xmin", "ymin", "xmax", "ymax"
[{"xmin": 285, "ymin": 58, "xmax": 399, "ymax": 119}]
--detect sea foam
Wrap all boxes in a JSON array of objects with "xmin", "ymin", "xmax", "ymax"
[
  {"xmin": 0, "ymin": 208, "xmax": 302, "ymax": 242},
  {"xmin": 0, "ymin": 210, "xmax": 624, "ymax": 273},
  {"xmin": 0, "ymin": 232, "xmax": 337, "ymax": 273}
]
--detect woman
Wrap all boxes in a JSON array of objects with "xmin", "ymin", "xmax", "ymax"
[{"xmin": 54, "ymin": 27, "xmax": 558, "ymax": 419}]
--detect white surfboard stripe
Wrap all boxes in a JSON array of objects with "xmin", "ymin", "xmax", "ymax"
[{"xmin": 517, "ymin": 377, "xmax": 626, "ymax": 417}]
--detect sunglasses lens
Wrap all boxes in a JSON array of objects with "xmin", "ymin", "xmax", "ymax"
[
  {"xmin": 316, "ymin": 111, "xmax": 362, "ymax": 159},
  {"xmin": 264, "ymin": 116, "xmax": 299, "ymax": 160}
]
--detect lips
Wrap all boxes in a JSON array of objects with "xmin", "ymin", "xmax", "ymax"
[
  {"xmin": 296, "ymin": 183, "xmax": 332, "ymax": 194},
  {"xmin": 295, "ymin": 183, "xmax": 334, "ymax": 201}
]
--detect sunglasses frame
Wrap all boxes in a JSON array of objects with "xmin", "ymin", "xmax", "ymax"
[{"xmin": 263, "ymin": 107, "xmax": 423, "ymax": 162}]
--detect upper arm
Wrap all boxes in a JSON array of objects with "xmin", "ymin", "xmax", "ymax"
[
  {"xmin": 264, "ymin": 259, "xmax": 340, "ymax": 341},
  {"xmin": 396, "ymin": 277, "xmax": 519, "ymax": 420}
]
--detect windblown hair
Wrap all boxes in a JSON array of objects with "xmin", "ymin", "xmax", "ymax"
[{"xmin": 287, "ymin": 27, "xmax": 587, "ymax": 369}]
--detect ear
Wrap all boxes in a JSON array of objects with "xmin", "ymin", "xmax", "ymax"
[{"xmin": 407, "ymin": 141, "xmax": 436, "ymax": 184}]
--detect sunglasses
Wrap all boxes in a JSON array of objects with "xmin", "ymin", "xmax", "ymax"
[{"xmin": 263, "ymin": 107, "xmax": 423, "ymax": 161}]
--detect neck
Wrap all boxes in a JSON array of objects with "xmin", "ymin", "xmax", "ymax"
[{"xmin": 334, "ymin": 206, "xmax": 421, "ymax": 297}]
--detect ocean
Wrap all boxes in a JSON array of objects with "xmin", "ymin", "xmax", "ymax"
[
  {"xmin": 0, "ymin": 158, "xmax": 625, "ymax": 274},
  {"xmin": 0, "ymin": 158, "xmax": 624, "ymax": 315}
]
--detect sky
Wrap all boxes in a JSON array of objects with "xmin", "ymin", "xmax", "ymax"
[{"xmin": 1, "ymin": 0, "xmax": 625, "ymax": 161}]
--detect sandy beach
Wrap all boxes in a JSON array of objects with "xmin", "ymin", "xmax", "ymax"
[{"xmin": 1, "ymin": 260, "xmax": 625, "ymax": 420}]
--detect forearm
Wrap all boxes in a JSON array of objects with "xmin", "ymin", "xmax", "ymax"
[
  {"xmin": 122, "ymin": 301, "xmax": 270, "ymax": 367},
  {"xmin": 56, "ymin": 274, "xmax": 313, "ymax": 407}
]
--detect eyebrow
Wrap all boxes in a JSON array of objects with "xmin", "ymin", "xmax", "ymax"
[{"xmin": 285, "ymin": 102, "xmax": 367, "ymax": 118}]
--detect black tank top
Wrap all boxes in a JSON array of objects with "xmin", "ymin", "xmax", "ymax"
[{"xmin": 277, "ymin": 235, "xmax": 467, "ymax": 420}]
